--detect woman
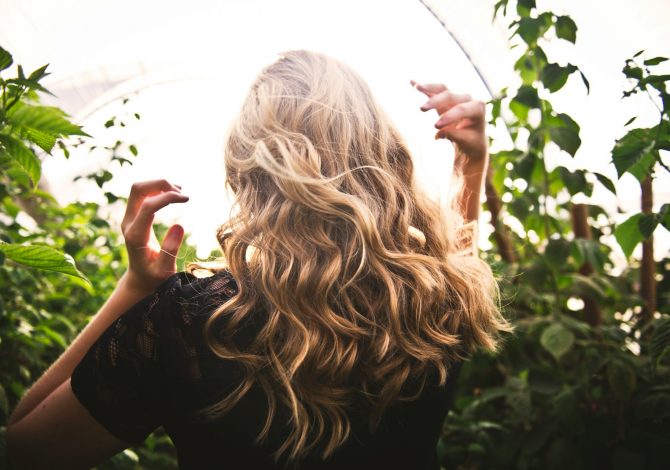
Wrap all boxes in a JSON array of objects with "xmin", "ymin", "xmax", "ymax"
[{"xmin": 7, "ymin": 50, "xmax": 509, "ymax": 469}]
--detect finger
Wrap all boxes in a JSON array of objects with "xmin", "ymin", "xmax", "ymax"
[
  {"xmin": 434, "ymin": 100, "xmax": 486, "ymax": 128},
  {"xmin": 411, "ymin": 81, "xmax": 448, "ymax": 98},
  {"xmin": 156, "ymin": 224, "xmax": 185, "ymax": 274},
  {"xmin": 125, "ymin": 191, "xmax": 189, "ymax": 246},
  {"xmin": 421, "ymin": 91, "xmax": 472, "ymax": 113},
  {"xmin": 122, "ymin": 179, "xmax": 182, "ymax": 229}
]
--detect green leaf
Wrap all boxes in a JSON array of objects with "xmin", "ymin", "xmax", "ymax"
[
  {"xmin": 129, "ymin": 144, "xmax": 138, "ymax": 156},
  {"xmin": 557, "ymin": 167, "xmax": 588, "ymax": 195},
  {"xmin": 614, "ymin": 213, "xmax": 645, "ymax": 258},
  {"xmin": 659, "ymin": 204, "xmax": 670, "ymax": 231},
  {"xmin": 607, "ymin": 360, "xmax": 637, "ymax": 401},
  {"xmin": 550, "ymin": 127, "xmax": 580, "ymax": 156},
  {"xmin": 545, "ymin": 238, "xmax": 571, "ymax": 269},
  {"xmin": 555, "ymin": 16, "xmax": 577, "ymax": 43},
  {"xmin": 623, "ymin": 63, "xmax": 643, "ymax": 80},
  {"xmin": 638, "ymin": 213, "xmax": 658, "ymax": 238},
  {"xmin": 8, "ymin": 104, "xmax": 89, "ymax": 151},
  {"xmin": 611, "ymin": 128, "xmax": 655, "ymax": 179},
  {"xmin": 516, "ymin": 17, "xmax": 543, "ymax": 45},
  {"xmin": 0, "ymin": 46, "xmax": 13, "ymax": 71},
  {"xmin": 23, "ymin": 127, "xmax": 57, "ymax": 153},
  {"xmin": 514, "ymin": 85, "xmax": 541, "ymax": 108},
  {"xmin": 624, "ymin": 116, "xmax": 637, "ymax": 126},
  {"xmin": 5, "ymin": 77, "xmax": 54, "ymax": 96},
  {"xmin": 540, "ymin": 323, "xmax": 575, "ymax": 360},
  {"xmin": 0, "ymin": 135, "xmax": 41, "ymax": 187},
  {"xmin": 516, "ymin": 0, "xmax": 535, "ymax": 16},
  {"xmin": 594, "ymin": 172, "xmax": 617, "ymax": 195},
  {"xmin": 650, "ymin": 319, "xmax": 670, "ymax": 364},
  {"xmin": 0, "ymin": 242, "xmax": 90, "ymax": 283},
  {"xmin": 28, "ymin": 64, "xmax": 50, "ymax": 82},
  {"xmin": 542, "ymin": 63, "xmax": 576, "ymax": 93},
  {"xmin": 547, "ymin": 113, "xmax": 581, "ymax": 157},
  {"xmin": 644, "ymin": 57, "xmax": 668, "ymax": 66},
  {"xmin": 579, "ymin": 70, "xmax": 590, "ymax": 93},
  {"xmin": 627, "ymin": 151, "xmax": 656, "ymax": 182}
]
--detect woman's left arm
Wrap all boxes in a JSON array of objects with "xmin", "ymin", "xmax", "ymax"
[{"xmin": 6, "ymin": 179, "xmax": 187, "ymax": 469}]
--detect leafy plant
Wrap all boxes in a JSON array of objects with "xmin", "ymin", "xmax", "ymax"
[
  {"xmin": 0, "ymin": 45, "xmax": 182, "ymax": 469},
  {"xmin": 439, "ymin": 1, "xmax": 670, "ymax": 469}
]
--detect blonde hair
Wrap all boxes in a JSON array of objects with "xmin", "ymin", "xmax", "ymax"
[{"xmin": 193, "ymin": 50, "xmax": 510, "ymax": 462}]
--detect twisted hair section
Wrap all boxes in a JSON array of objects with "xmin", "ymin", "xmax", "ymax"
[{"xmin": 190, "ymin": 50, "xmax": 511, "ymax": 462}]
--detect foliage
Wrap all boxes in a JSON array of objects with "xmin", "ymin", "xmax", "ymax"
[
  {"xmin": 0, "ymin": 46, "xmax": 181, "ymax": 469},
  {"xmin": 2, "ymin": 2, "xmax": 670, "ymax": 468},
  {"xmin": 439, "ymin": 1, "xmax": 670, "ymax": 469}
]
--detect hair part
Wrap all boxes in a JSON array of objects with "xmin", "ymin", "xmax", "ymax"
[{"xmin": 190, "ymin": 50, "xmax": 511, "ymax": 462}]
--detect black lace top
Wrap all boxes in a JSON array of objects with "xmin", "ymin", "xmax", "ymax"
[{"xmin": 71, "ymin": 271, "xmax": 462, "ymax": 470}]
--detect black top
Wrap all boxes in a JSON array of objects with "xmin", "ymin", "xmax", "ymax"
[{"xmin": 71, "ymin": 271, "xmax": 461, "ymax": 470}]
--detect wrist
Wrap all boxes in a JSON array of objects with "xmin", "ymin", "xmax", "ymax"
[
  {"xmin": 455, "ymin": 151, "xmax": 489, "ymax": 176},
  {"xmin": 119, "ymin": 271, "xmax": 155, "ymax": 299}
]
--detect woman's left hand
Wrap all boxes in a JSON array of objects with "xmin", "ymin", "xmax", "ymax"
[
  {"xmin": 120, "ymin": 179, "xmax": 189, "ymax": 295},
  {"xmin": 411, "ymin": 81, "xmax": 488, "ymax": 168}
]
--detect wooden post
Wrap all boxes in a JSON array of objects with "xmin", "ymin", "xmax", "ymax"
[
  {"xmin": 484, "ymin": 163, "xmax": 517, "ymax": 263},
  {"xmin": 570, "ymin": 203, "xmax": 602, "ymax": 327},
  {"xmin": 640, "ymin": 175, "xmax": 656, "ymax": 321}
]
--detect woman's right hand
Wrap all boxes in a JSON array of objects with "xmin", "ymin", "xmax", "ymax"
[
  {"xmin": 120, "ymin": 179, "xmax": 189, "ymax": 296},
  {"xmin": 411, "ymin": 81, "xmax": 488, "ymax": 168}
]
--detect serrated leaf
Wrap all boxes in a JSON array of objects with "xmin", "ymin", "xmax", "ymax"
[
  {"xmin": 611, "ymin": 128, "xmax": 654, "ymax": 178},
  {"xmin": 555, "ymin": 16, "xmax": 577, "ymax": 43},
  {"xmin": 594, "ymin": 172, "xmax": 617, "ymax": 195},
  {"xmin": 541, "ymin": 323, "xmax": 574, "ymax": 360},
  {"xmin": 0, "ymin": 242, "xmax": 90, "ymax": 283},
  {"xmin": 24, "ymin": 127, "xmax": 57, "ymax": 153},
  {"xmin": 614, "ymin": 213, "xmax": 645, "ymax": 258},
  {"xmin": 0, "ymin": 46, "xmax": 13, "ymax": 71},
  {"xmin": 28, "ymin": 64, "xmax": 50, "ymax": 81},
  {"xmin": 0, "ymin": 135, "xmax": 41, "ymax": 187},
  {"xmin": 8, "ymin": 104, "xmax": 89, "ymax": 140},
  {"xmin": 5, "ymin": 77, "xmax": 54, "ymax": 96}
]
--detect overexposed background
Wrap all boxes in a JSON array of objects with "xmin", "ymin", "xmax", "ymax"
[{"xmin": 1, "ymin": 0, "xmax": 668, "ymax": 260}]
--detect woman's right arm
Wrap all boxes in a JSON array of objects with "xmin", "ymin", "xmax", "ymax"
[{"xmin": 411, "ymin": 81, "xmax": 489, "ymax": 223}]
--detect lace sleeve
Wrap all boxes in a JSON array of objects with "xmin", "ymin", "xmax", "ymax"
[{"xmin": 70, "ymin": 274, "xmax": 184, "ymax": 443}]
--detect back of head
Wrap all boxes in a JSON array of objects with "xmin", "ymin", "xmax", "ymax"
[{"xmin": 201, "ymin": 50, "xmax": 510, "ymax": 462}]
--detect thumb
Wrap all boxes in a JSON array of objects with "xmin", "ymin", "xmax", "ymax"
[{"xmin": 157, "ymin": 224, "xmax": 185, "ymax": 274}]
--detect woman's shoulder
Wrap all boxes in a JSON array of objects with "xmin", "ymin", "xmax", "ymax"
[
  {"xmin": 158, "ymin": 269, "xmax": 238, "ymax": 305},
  {"xmin": 146, "ymin": 269, "xmax": 240, "ymax": 334}
]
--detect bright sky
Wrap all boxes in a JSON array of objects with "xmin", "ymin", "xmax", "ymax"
[{"xmin": 1, "ymin": 0, "xmax": 668, "ymax": 261}]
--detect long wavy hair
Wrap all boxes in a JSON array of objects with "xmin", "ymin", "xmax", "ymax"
[{"xmin": 193, "ymin": 50, "xmax": 510, "ymax": 462}]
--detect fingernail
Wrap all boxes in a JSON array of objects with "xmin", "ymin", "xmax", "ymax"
[{"xmin": 170, "ymin": 224, "xmax": 184, "ymax": 238}]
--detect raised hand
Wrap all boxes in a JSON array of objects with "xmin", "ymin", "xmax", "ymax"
[
  {"xmin": 411, "ymin": 81, "xmax": 488, "ymax": 167},
  {"xmin": 120, "ymin": 179, "xmax": 189, "ymax": 295}
]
